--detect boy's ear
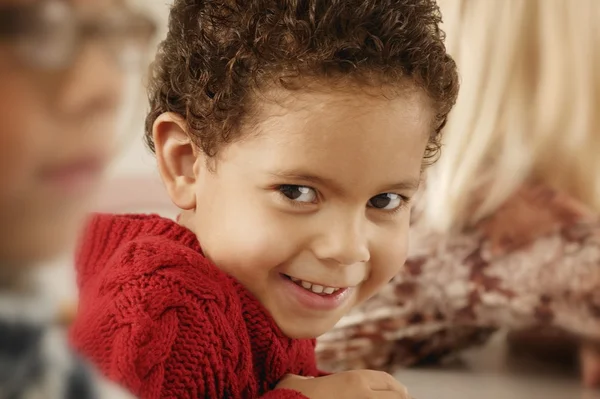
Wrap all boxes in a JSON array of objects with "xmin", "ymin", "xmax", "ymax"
[{"xmin": 152, "ymin": 112, "xmax": 199, "ymax": 210}]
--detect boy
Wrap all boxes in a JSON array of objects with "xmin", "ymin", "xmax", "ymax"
[
  {"xmin": 70, "ymin": 0, "xmax": 459, "ymax": 398},
  {"xmin": 0, "ymin": 0, "xmax": 155, "ymax": 397}
]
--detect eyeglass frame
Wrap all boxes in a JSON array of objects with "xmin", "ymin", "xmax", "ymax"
[{"xmin": 0, "ymin": 0, "xmax": 158, "ymax": 72}]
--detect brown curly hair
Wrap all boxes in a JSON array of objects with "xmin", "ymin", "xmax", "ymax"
[{"xmin": 145, "ymin": 0, "xmax": 459, "ymax": 162}]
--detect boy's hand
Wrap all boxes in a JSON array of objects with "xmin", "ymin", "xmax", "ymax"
[{"xmin": 275, "ymin": 370, "xmax": 412, "ymax": 398}]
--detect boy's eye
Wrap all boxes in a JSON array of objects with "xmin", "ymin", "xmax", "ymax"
[
  {"xmin": 368, "ymin": 193, "xmax": 403, "ymax": 210},
  {"xmin": 279, "ymin": 185, "xmax": 317, "ymax": 203}
]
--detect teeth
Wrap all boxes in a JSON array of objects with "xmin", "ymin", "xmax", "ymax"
[
  {"xmin": 311, "ymin": 284, "xmax": 324, "ymax": 294},
  {"xmin": 287, "ymin": 275, "xmax": 341, "ymax": 295}
]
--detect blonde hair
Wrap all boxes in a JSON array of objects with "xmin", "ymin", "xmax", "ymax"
[{"xmin": 422, "ymin": 0, "xmax": 600, "ymax": 232}]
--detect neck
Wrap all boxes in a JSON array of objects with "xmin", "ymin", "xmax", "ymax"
[{"xmin": 177, "ymin": 210, "xmax": 195, "ymax": 231}]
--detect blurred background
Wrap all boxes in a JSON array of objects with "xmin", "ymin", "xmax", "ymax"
[
  {"xmin": 99, "ymin": 0, "xmax": 173, "ymax": 216},
  {"xmin": 38, "ymin": 0, "xmax": 175, "ymax": 307}
]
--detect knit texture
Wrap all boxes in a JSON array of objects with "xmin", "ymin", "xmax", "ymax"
[{"xmin": 70, "ymin": 214, "xmax": 320, "ymax": 399}]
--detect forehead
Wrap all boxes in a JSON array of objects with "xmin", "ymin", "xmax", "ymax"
[
  {"xmin": 227, "ymin": 87, "xmax": 433, "ymax": 186},
  {"xmin": 257, "ymin": 87, "xmax": 432, "ymax": 150}
]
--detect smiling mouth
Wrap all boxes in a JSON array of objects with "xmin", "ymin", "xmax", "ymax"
[{"xmin": 282, "ymin": 274, "xmax": 345, "ymax": 296}]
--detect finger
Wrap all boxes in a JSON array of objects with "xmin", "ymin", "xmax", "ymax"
[
  {"xmin": 580, "ymin": 344, "xmax": 600, "ymax": 388},
  {"xmin": 279, "ymin": 374, "xmax": 313, "ymax": 382},
  {"xmin": 363, "ymin": 371, "xmax": 409, "ymax": 395}
]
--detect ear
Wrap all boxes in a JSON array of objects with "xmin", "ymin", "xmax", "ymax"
[{"xmin": 152, "ymin": 112, "xmax": 199, "ymax": 210}]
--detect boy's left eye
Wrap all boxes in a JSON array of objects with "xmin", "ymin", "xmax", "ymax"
[{"xmin": 368, "ymin": 193, "xmax": 403, "ymax": 210}]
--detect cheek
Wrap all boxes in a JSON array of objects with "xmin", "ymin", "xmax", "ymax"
[
  {"xmin": 194, "ymin": 188, "xmax": 301, "ymax": 280},
  {"xmin": 0, "ymin": 71, "xmax": 48, "ymax": 189},
  {"xmin": 0, "ymin": 134, "xmax": 31, "ymax": 191},
  {"xmin": 375, "ymin": 229, "xmax": 410, "ymax": 278},
  {"xmin": 0, "ymin": 123, "xmax": 42, "ymax": 209},
  {"xmin": 361, "ymin": 220, "xmax": 411, "ymax": 299}
]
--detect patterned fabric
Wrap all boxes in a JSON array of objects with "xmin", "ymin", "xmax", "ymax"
[
  {"xmin": 71, "ymin": 214, "xmax": 322, "ymax": 399},
  {"xmin": 0, "ymin": 294, "xmax": 133, "ymax": 399},
  {"xmin": 316, "ymin": 182, "xmax": 600, "ymax": 372}
]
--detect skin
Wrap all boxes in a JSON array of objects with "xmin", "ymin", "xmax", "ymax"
[
  {"xmin": 277, "ymin": 371, "xmax": 411, "ymax": 398},
  {"xmin": 581, "ymin": 343, "xmax": 600, "ymax": 388},
  {"xmin": 154, "ymin": 86, "xmax": 432, "ymax": 339},
  {"xmin": 0, "ymin": 0, "xmax": 122, "ymax": 275}
]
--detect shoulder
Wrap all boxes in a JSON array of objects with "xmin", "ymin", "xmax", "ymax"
[
  {"xmin": 102, "ymin": 239, "xmax": 234, "ymax": 300},
  {"xmin": 70, "ymin": 222, "xmax": 251, "ymax": 397},
  {"xmin": 71, "ymin": 269, "xmax": 248, "ymax": 398},
  {"xmin": 77, "ymin": 213, "xmax": 238, "ymax": 304}
]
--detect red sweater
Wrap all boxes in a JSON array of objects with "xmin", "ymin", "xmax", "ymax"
[{"xmin": 70, "ymin": 214, "xmax": 322, "ymax": 399}]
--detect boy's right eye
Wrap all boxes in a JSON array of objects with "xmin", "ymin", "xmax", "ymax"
[{"xmin": 279, "ymin": 185, "xmax": 317, "ymax": 203}]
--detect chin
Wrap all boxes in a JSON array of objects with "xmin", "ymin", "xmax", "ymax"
[
  {"xmin": 23, "ymin": 243, "xmax": 71, "ymax": 264},
  {"xmin": 2, "ymin": 246, "xmax": 63, "ymax": 265},
  {"xmin": 278, "ymin": 318, "xmax": 338, "ymax": 340},
  {"xmin": 21, "ymin": 228, "xmax": 77, "ymax": 263}
]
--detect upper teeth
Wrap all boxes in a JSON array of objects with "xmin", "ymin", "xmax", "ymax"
[{"xmin": 290, "ymin": 277, "xmax": 340, "ymax": 295}]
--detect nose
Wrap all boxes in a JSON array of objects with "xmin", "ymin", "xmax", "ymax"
[
  {"xmin": 312, "ymin": 212, "xmax": 371, "ymax": 266},
  {"xmin": 55, "ymin": 41, "xmax": 123, "ymax": 121}
]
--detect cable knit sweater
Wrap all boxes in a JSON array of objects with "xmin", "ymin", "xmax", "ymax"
[{"xmin": 70, "ymin": 214, "xmax": 322, "ymax": 399}]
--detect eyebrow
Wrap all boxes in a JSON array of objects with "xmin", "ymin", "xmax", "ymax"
[{"xmin": 268, "ymin": 170, "xmax": 421, "ymax": 195}]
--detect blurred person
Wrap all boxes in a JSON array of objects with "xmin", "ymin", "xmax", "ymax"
[
  {"xmin": 316, "ymin": 0, "xmax": 600, "ymax": 388},
  {"xmin": 0, "ymin": 0, "xmax": 155, "ymax": 397}
]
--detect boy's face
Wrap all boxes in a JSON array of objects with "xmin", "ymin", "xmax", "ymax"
[
  {"xmin": 175, "ymin": 87, "xmax": 432, "ymax": 338},
  {"xmin": 0, "ymin": 0, "xmax": 144, "ymax": 263}
]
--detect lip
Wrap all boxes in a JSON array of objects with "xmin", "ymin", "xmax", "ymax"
[
  {"xmin": 40, "ymin": 156, "xmax": 105, "ymax": 195},
  {"xmin": 283, "ymin": 273, "xmax": 361, "ymax": 290},
  {"xmin": 279, "ymin": 273, "xmax": 354, "ymax": 312}
]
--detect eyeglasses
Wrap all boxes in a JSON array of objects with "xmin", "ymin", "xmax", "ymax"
[{"xmin": 0, "ymin": 0, "xmax": 158, "ymax": 72}]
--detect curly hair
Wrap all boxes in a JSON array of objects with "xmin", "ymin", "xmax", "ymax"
[{"xmin": 145, "ymin": 0, "xmax": 459, "ymax": 162}]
